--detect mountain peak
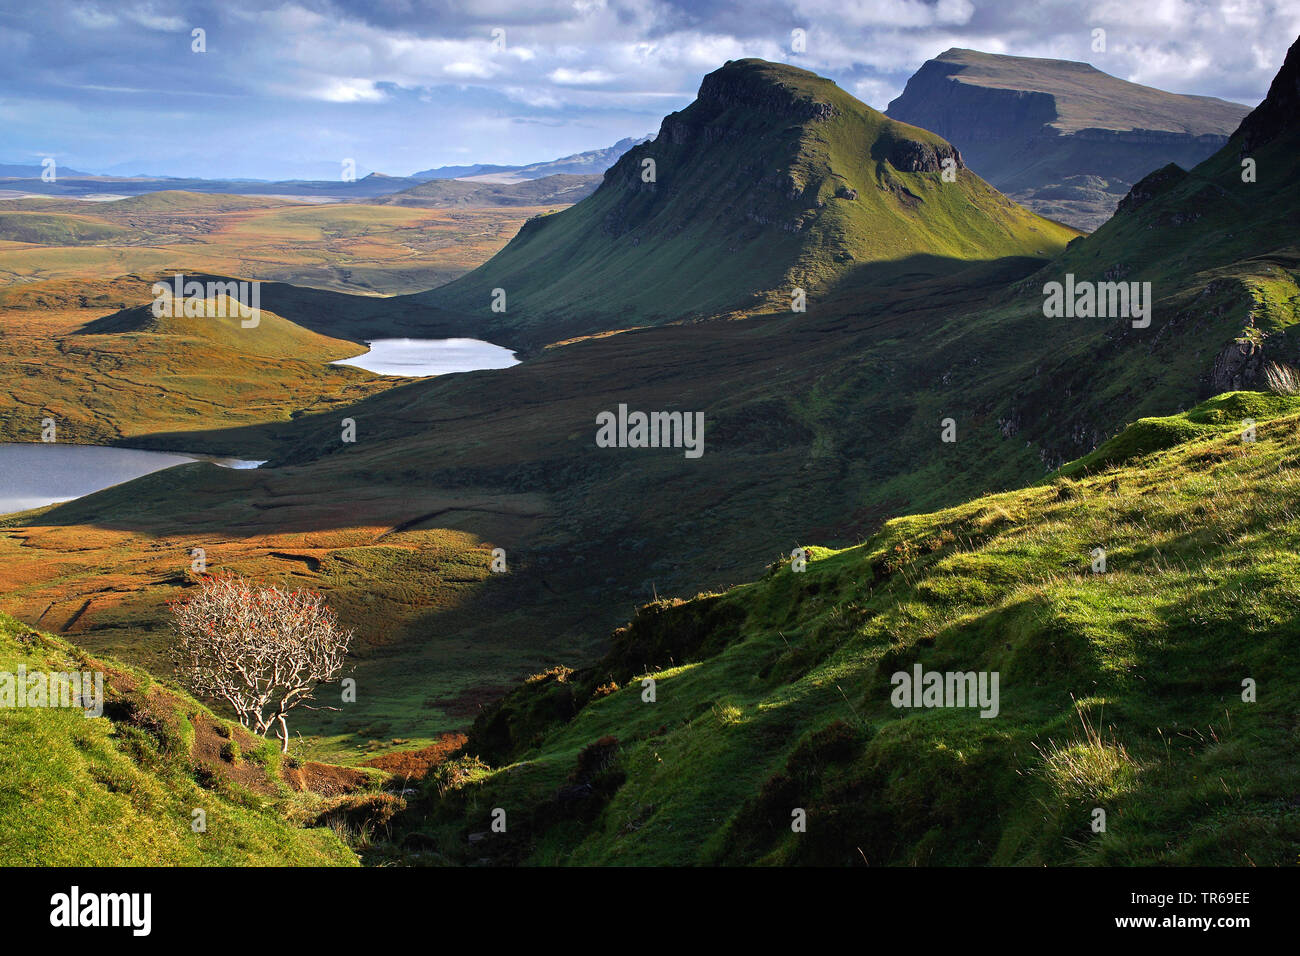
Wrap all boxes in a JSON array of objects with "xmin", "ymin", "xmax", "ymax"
[
  {"xmin": 691, "ymin": 58, "xmax": 840, "ymax": 122},
  {"xmin": 933, "ymin": 47, "xmax": 1103, "ymax": 75},
  {"xmin": 1233, "ymin": 35, "xmax": 1300, "ymax": 152},
  {"xmin": 422, "ymin": 58, "xmax": 1075, "ymax": 346}
]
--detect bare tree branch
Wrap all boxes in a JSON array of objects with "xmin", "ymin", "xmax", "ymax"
[{"xmin": 172, "ymin": 576, "xmax": 353, "ymax": 753}]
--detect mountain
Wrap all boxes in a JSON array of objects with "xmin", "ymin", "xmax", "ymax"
[
  {"xmin": 409, "ymin": 137, "xmax": 649, "ymax": 182},
  {"xmin": 0, "ymin": 172, "xmax": 418, "ymax": 201},
  {"xmin": 885, "ymin": 49, "xmax": 1251, "ymax": 230},
  {"xmin": 418, "ymin": 58, "xmax": 1077, "ymax": 346},
  {"xmin": 1011, "ymin": 33, "xmax": 1300, "ymax": 466},
  {"xmin": 389, "ymin": 390, "xmax": 1300, "ymax": 865},
  {"xmin": 378, "ymin": 173, "xmax": 602, "ymax": 208},
  {"xmin": 0, "ymin": 139, "xmax": 642, "ymax": 203},
  {"xmin": 376, "ymin": 44, "xmax": 1300, "ymax": 865}
]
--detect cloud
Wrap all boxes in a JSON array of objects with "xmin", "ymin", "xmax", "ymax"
[
  {"xmin": 124, "ymin": 5, "xmax": 187, "ymax": 31},
  {"xmin": 67, "ymin": 4, "xmax": 118, "ymax": 29},
  {"xmin": 315, "ymin": 77, "xmax": 386, "ymax": 102},
  {"xmin": 549, "ymin": 67, "xmax": 615, "ymax": 84},
  {"xmin": 2, "ymin": 0, "xmax": 1295, "ymax": 179}
]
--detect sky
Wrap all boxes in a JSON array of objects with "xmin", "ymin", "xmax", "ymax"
[{"xmin": 1, "ymin": 0, "xmax": 1298, "ymax": 181}]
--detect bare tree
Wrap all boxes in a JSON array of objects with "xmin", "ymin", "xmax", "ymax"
[{"xmin": 172, "ymin": 576, "xmax": 352, "ymax": 752}]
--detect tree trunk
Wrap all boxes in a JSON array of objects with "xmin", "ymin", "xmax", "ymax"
[{"xmin": 276, "ymin": 713, "xmax": 290, "ymax": 753}]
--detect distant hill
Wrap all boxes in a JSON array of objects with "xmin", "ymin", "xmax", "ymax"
[
  {"xmin": 410, "ymin": 137, "xmax": 649, "ymax": 182},
  {"xmin": 886, "ymin": 49, "xmax": 1252, "ymax": 230},
  {"xmin": 97, "ymin": 190, "xmax": 290, "ymax": 215},
  {"xmin": 378, "ymin": 173, "xmax": 602, "ymax": 208},
  {"xmin": 418, "ymin": 58, "xmax": 1078, "ymax": 345},
  {"xmin": 79, "ymin": 292, "xmax": 363, "ymax": 362},
  {"xmin": 0, "ymin": 162, "xmax": 93, "ymax": 178},
  {"xmin": 0, "ymin": 210, "xmax": 130, "ymax": 244}
]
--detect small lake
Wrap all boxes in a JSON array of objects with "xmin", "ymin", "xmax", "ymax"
[
  {"xmin": 0, "ymin": 443, "xmax": 263, "ymax": 515},
  {"xmin": 332, "ymin": 338, "xmax": 519, "ymax": 376}
]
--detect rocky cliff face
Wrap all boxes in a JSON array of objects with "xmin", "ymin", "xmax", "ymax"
[
  {"xmin": 886, "ymin": 49, "xmax": 1251, "ymax": 231},
  {"xmin": 1234, "ymin": 36, "xmax": 1300, "ymax": 153}
]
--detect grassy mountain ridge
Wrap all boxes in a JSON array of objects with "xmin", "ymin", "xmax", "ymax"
[
  {"xmin": 418, "ymin": 57, "xmax": 1077, "ymax": 347},
  {"xmin": 390, "ymin": 391, "xmax": 1300, "ymax": 865},
  {"xmin": 1001, "ymin": 34, "xmax": 1300, "ymax": 467},
  {"xmin": 0, "ymin": 612, "xmax": 366, "ymax": 865}
]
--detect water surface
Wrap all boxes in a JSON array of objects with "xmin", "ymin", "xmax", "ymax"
[
  {"xmin": 0, "ymin": 443, "xmax": 263, "ymax": 514},
  {"xmin": 332, "ymin": 337, "xmax": 519, "ymax": 376}
]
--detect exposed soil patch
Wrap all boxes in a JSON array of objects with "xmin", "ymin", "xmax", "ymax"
[
  {"xmin": 189, "ymin": 712, "xmax": 279, "ymax": 795},
  {"xmin": 361, "ymin": 732, "xmax": 467, "ymax": 779},
  {"xmin": 282, "ymin": 760, "xmax": 370, "ymax": 796}
]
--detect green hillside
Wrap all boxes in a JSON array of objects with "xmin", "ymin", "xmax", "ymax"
[
  {"xmin": 1003, "ymin": 33, "xmax": 1300, "ymax": 467},
  {"xmin": 0, "ymin": 211, "xmax": 130, "ymax": 245},
  {"xmin": 391, "ymin": 391, "xmax": 1300, "ymax": 866},
  {"xmin": 78, "ymin": 295, "xmax": 366, "ymax": 362},
  {"xmin": 0, "ymin": 279, "xmax": 393, "ymax": 453},
  {"xmin": 0, "ymin": 613, "xmax": 362, "ymax": 866},
  {"xmin": 380, "ymin": 173, "xmax": 601, "ymax": 208},
  {"xmin": 420, "ymin": 58, "xmax": 1077, "ymax": 346},
  {"xmin": 98, "ymin": 190, "xmax": 289, "ymax": 215}
]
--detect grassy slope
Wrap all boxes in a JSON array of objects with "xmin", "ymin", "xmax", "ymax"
[
  {"xmin": 420, "ymin": 58, "xmax": 1077, "ymax": 347},
  {"xmin": 0, "ymin": 212, "xmax": 131, "ymax": 245},
  {"xmin": 78, "ymin": 297, "xmax": 365, "ymax": 362},
  {"xmin": 0, "ymin": 612, "xmax": 359, "ymax": 865},
  {"xmin": 1000, "ymin": 78, "xmax": 1300, "ymax": 468},
  {"xmin": 0, "ymin": 279, "xmax": 399, "ymax": 454},
  {"xmin": 401, "ymin": 391, "xmax": 1300, "ymax": 866}
]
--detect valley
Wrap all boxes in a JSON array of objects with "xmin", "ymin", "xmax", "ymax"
[
  {"xmin": 1, "ymin": 20, "xmax": 1297, "ymax": 874},
  {"xmin": 0, "ymin": 192, "xmax": 571, "ymax": 295}
]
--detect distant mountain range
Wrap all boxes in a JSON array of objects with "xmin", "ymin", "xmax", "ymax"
[
  {"xmin": 0, "ymin": 162, "xmax": 94, "ymax": 178},
  {"xmin": 886, "ymin": 48, "xmax": 1252, "ymax": 230},
  {"xmin": 0, "ymin": 137, "xmax": 647, "ymax": 203},
  {"xmin": 408, "ymin": 136, "xmax": 650, "ymax": 183}
]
